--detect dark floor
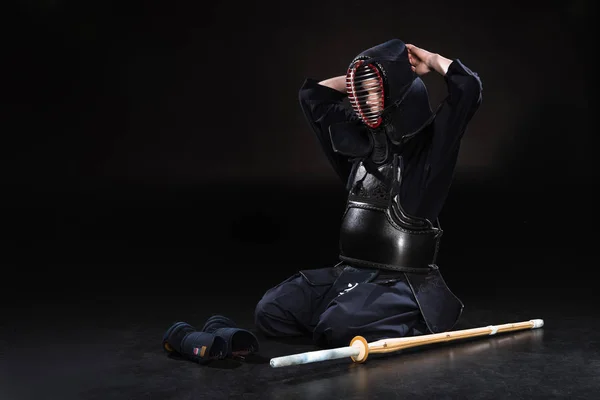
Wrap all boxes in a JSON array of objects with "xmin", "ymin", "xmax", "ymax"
[{"xmin": 2, "ymin": 183, "xmax": 598, "ymax": 399}]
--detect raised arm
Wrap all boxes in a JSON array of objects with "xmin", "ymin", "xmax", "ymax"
[
  {"xmin": 405, "ymin": 44, "xmax": 483, "ymax": 216},
  {"xmin": 406, "ymin": 43, "xmax": 482, "ymax": 109},
  {"xmin": 298, "ymin": 77, "xmax": 357, "ymax": 184}
]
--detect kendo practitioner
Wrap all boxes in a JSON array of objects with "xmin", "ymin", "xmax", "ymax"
[{"xmin": 254, "ymin": 39, "xmax": 483, "ymax": 348}]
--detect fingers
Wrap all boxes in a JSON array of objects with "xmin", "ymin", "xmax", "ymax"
[
  {"xmin": 406, "ymin": 43, "xmax": 418, "ymax": 65},
  {"xmin": 408, "ymin": 52, "xmax": 417, "ymax": 66}
]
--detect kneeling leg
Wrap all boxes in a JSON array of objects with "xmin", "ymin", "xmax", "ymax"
[
  {"xmin": 313, "ymin": 279, "xmax": 427, "ymax": 348},
  {"xmin": 255, "ymin": 270, "xmax": 335, "ymax": 338}
]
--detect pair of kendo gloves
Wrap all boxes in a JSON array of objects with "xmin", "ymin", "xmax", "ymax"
[{"xmin": 162, "ymin": 315, "xmax": 260, "ymax": 364}]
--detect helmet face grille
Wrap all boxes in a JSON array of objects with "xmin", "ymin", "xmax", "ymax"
[{"xmin": 346, "ymin": 60, "xmax": 385, "ymax": 129}]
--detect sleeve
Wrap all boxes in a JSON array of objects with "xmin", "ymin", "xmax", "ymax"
[
  {"xmin": 426, "ymin": 59, "xmax": 483, "ymax": 184},
  {"xmin": 298, "ymin": 78, "xmax": 357, "ymax": 185}
]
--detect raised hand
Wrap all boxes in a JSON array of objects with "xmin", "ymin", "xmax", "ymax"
[
  {"xmin": 406, "ymin": 44, "xmax": 436, "ymax": 76},
  {"xmin": 406, "ymin": 43, "xmax": 452, "ymax": 76}
]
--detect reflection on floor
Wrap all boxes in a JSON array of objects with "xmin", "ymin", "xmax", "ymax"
[{"xmin": 2, "ymin": 184, "xmax": 597, "ymax": 399}]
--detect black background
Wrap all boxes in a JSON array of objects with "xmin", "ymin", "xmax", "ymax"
[{"xmin": 2, "ymin": 0, "xmax": 597, "ymax": 300}]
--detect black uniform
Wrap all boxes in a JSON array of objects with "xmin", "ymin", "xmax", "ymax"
[{"xmin": 255, "ymin": 39, "xmax": 482, "ymax": 348}]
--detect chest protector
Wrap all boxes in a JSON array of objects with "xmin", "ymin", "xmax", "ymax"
[{"xmin": 339, "ymin": 159, "xmax": 441, "ymax": 273}]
